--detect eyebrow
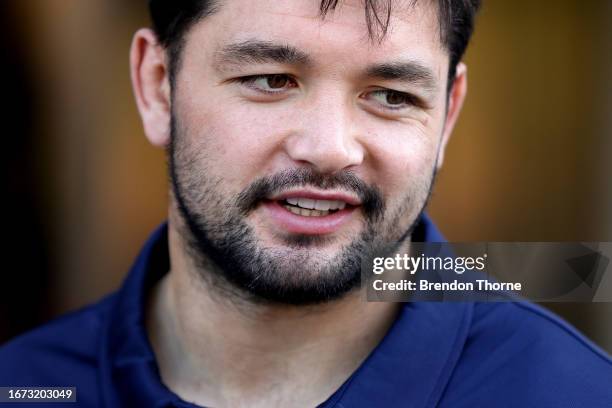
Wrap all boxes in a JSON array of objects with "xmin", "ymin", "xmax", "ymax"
[
  {"xmin": 215, "ymin": 40, "xmax": 311, "ymax": 69},
  {"xmin": 365, "ymin": 62, "xmax": 438, "ymax": 94},
  {"xmin": 215, "ymin": 40, "xmax": 438, "ymax": 94}
]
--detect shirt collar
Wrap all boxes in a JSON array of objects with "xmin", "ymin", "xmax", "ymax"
[{"xmin": 99, "ymin": 215, "xmax": 472, "ymax": 408}]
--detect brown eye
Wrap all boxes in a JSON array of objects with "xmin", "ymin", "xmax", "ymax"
[
  {"xmin": 385, "ymin": 91, "xmax": 407, "ymax": 105},
  {"xmin": 266, "ymin": 74, "xmax": 289, "ymax": 89},
  {"xmin": 369, "ymin": 89, "xmax": 416, "ymax": 109},
  {"xmin": 241, "ymin": 74, "xmax": 297, "ymax": 93}
]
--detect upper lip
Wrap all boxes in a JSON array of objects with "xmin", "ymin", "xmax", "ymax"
[{"xmin": 269, "ymin": 189, "xmax": 361, "ymax": 206}]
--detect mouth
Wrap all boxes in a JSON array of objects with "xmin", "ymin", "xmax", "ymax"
[
  {"xmin": 261, "ymin": 191, "xmax": 360, "ymax": 235},
  {"xmin": 280, "ymin": 197, "xmax": 348, "ymax": 217}
]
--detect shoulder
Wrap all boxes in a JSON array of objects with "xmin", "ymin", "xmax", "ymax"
[
  {"xmin": 0, "ymin": 294, "xmax": 116, "ymax": 403},
  {"xmin": 440, "ymin": 301, "xmax": 612, "ymax": 407}
]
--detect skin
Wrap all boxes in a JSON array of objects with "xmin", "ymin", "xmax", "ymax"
[{"xmin": 130, "ymin": 0, "xmax": 467, "ymax": 406}]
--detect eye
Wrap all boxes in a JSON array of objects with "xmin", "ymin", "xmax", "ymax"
[
  {"xmin": 368, "ymin": 89, "xmax": 419, "ymax": 110},
  {"xmin": 238, "ymin": 74, "xmax": 298, "ymax": 94}
]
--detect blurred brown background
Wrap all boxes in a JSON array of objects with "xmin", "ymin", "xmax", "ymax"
[{"xmin": 1, "ymin": 1, "xmax": 611, "ymax": 353}]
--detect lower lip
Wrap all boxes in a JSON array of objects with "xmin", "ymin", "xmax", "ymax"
[{"xmin": 262, "ymin": 200, "xmax": 357, "ymax": 235}]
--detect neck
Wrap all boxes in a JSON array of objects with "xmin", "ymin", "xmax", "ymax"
[{"xmin": 146, "ymin": 221, "xmax": 401, "ymax": 408}]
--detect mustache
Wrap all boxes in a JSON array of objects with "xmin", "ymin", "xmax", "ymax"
[{"xmin": 235, "ymin": 168, "xmax": 385, "ymax": 223}]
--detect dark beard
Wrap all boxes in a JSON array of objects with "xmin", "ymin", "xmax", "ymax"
[{"xmin": 168, "ymin": 115, "xmax": 434, "ymax": 306}]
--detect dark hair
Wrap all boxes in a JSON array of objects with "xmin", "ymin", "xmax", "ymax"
[{"xmin": 149, "ymin": 0, "xmax": 481, "ymax": 90}]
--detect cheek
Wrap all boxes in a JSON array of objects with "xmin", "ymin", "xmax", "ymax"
[
  {"xmin": 368, "ymin": 126, "xmax": 438, "ymax": 238},
  {"xmin": 364, "ymin": 122, "xmax": 440, "ymax": 196},
  {"xmin": 176, "ymin": 94, "xmax": 290, "ymax": 190}
]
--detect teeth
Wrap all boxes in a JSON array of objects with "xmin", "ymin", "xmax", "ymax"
[
  {"xmin": 286, "ymin": 198, "xmax": 348, "ymax": 210},
  {"xmin": 284, "ymin": 205, "xmax": 330, "ymax": 217},
  {"xmin": 297, "ymin": 198, "xmax": 315, "ymax": 209},
  {"xmin": 314, "ymin": 200, "xmax": 331, "ymax": 211}
]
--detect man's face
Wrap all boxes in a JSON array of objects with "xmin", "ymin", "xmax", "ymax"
[{"xmin": 167, "ymin": 0, "xmax": 455, "ymax": 304}]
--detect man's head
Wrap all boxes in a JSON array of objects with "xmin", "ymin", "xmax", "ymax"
[
  {"xmin": 148, "ymin": 0, "xmax": 480, "ymax": 92},
  {"xmin": 130, "ymin": 0, "xmax": 479, "ymax": 305}
]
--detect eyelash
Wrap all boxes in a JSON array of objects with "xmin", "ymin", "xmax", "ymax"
[
  {"xmin": 236, "ymin": 74, "xmax": 298, "ymax": 95},
  {"xmin": 236, "ymin": 74, "xmax": 422, "ymax": 110},
  {"xmin": 367, "ymin": 89, "xmax": 422, "ymax": 110}
]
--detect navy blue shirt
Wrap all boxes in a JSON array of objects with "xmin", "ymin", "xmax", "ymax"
[{"xmin": 2, "ymin": 216, "xmax": 612, "ymax": 407}]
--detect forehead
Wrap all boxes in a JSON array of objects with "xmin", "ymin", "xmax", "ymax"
[{"xmin": 183, "ymin": 0, "xmax": 447, "ymax": 72}]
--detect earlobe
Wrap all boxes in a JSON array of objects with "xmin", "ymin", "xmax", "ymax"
[
  {"xmin": 436, "ymin": 63, "xmax": 468, "ymax": 170},
  {"xmin": 130, "ymin": 28, "xmax": 172, "ymax": 147}
]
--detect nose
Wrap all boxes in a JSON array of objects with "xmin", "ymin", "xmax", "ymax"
[{"xmin": 283, "ymin": 93, "xmax": 365, "ymax": 174}]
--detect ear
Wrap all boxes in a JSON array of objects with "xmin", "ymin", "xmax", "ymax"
[
  {"xmin": 130, "ymin": 28, "xmax": 172, "ymax": 147},
  {"xmin": 436, "ymin": 62, "xmax": 468, "ymax": 170}
]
